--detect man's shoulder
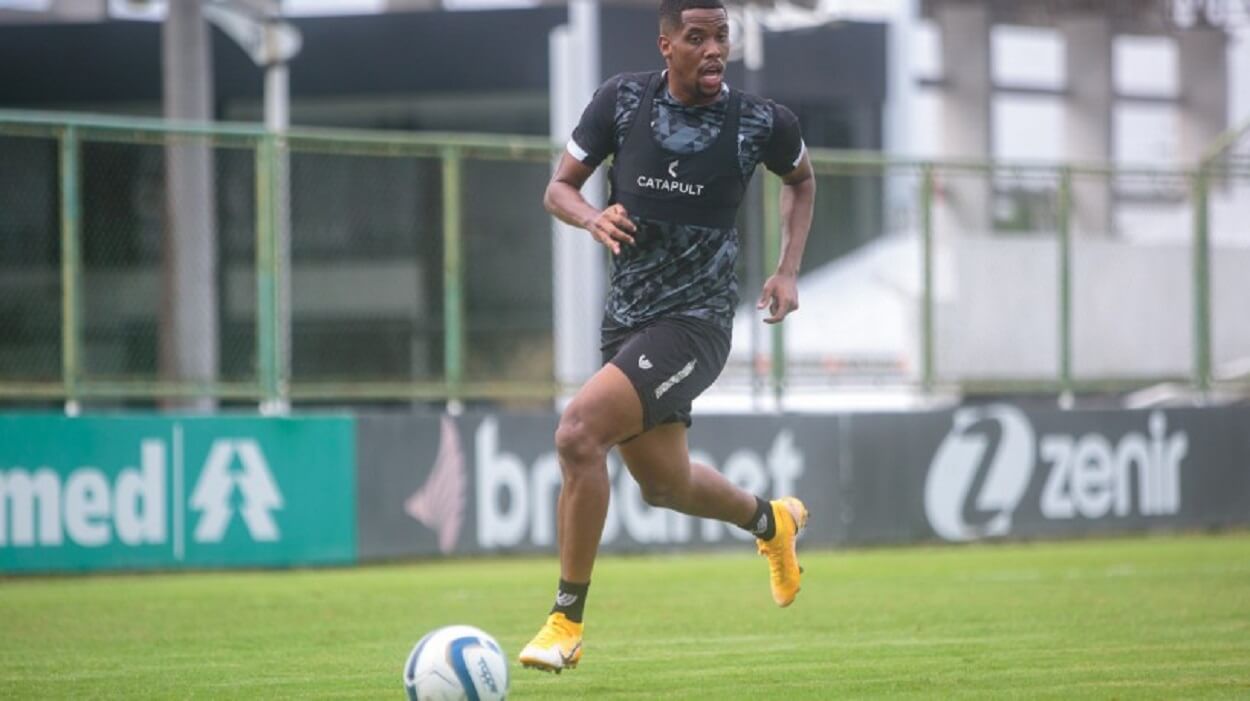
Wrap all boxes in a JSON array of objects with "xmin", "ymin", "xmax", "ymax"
[
  {"xmin": 735, "ymin": 90, "xmax": 786, "ymax": 115},
  {"xmin": 603, "ymin": 70, "xmax": 662, "ymax": 93},
  {"xmin": 735, "ymin": 92, "xmax": 802, "ymax": 133},
  {"xmin": 735, "ymin": 90, "xmax": 778, "ymax": 129}
]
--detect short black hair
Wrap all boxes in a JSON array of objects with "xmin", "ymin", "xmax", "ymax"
[{"xmin": 659, "ymin": 0, "xmax": 726, "ymax": 33}]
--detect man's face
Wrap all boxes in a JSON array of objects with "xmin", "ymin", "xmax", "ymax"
[{"xmin": 659, "ymin": 8, "xmax": 729, "ymax": 105}]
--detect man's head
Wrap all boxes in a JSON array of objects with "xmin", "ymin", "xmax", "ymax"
[
  {"xmin": 658, "ymin": 0, "xmax": 729, "ymax": 106},
  {"xmin": 659, "ymin": 0, "xmax": 725, "ymax": 34}
]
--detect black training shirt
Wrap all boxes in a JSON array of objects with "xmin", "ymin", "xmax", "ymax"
[{"xmin": 568, "ymin": 71, "xmax": 805, "ymax": 333}]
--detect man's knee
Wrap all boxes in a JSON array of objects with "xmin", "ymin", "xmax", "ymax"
[{"xmin": 554, "ymin": 413, "xmax": 607, "ymax": 469}]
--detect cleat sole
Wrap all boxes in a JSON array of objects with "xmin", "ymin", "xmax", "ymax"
[{"xmin": 520, "ymin": 659, "xmax": 578, "ymax": 674}]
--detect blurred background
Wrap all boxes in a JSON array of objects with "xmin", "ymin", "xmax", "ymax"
[
  {"xmin": 1, "ymin": 0, "xmax": 1247, "ymax": 414},
  {"xmin": 5, "ymin": 14, "xmax": 1250, "ymax": 694}
]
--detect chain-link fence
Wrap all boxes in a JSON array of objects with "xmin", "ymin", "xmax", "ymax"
[
  {"xmin": 0, "ymin": 131, "xmax": 61, "ymax": 391},
  {"xmin": 1, "ymin": 109, "xmax": 1247, "ymax": 407},
  {"xmin": 0, "ymin": 113, "xmax": 555, "ymax": 407}
]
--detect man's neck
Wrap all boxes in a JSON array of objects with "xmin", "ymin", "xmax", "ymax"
[{"xmin": 661, "ymin": 69, "xmax": 726, "ymax": 107}]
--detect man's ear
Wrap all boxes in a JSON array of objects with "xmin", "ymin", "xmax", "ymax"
[{"xmin": 658, "ymin": 33, "xmax": 671, "ymax": 61}]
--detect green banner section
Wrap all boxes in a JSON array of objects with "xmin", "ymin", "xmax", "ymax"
[{"xmin": 0, "ymin": 415, "xmax": 356, "ymax": 573}]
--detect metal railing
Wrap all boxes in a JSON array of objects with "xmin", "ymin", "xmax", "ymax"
[{"xmin": 1, "ymin": 108, "xmax": 1248, "ymax": 407}]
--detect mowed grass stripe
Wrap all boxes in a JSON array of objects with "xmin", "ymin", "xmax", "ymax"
[{"xmin": 1, "ymin": 532, "xmax": 1247, "ymax": 699}]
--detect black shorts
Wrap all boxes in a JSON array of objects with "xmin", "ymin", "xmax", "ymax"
[{"xmin": 601, "ymin": 315, "xmax": 731, "ymax": 431}]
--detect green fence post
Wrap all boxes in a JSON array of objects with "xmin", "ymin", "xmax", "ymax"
[
  {"xmin": 59, "ymin": 126, "xmax": 82, "ymax": 410},
  {"xmin": 1057, "ymin": 167, "xmax": 1073, "ymax": 401},
  {"xmin": 762, "ymin": 171, "xmax": 784, "ymax": 405},
  {"xmin": 920, "ymin": 164, "xmax": 935, "ymax": 393},
  {"xmin": 256, "ymin": 135, "xmax": 281, "ymax": 407},
  {"xmin": 1192, "ymin": 168, "xmax": 1211, "ymax": 394},
  {"xmin": 442, "ymin": 147, "xmax": 465, "ymax": 403}
]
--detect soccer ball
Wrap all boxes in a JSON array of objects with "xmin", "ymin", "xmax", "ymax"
[{"xmin": 403, "ymin": 625, "xmax": 509, "ymax": 701}]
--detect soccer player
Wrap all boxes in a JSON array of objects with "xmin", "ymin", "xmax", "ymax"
[{"xmin": 518, "ymin": 0, "xmax": 816, "ymax": 673}]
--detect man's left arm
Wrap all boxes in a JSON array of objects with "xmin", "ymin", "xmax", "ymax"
[{"xmin": 757, "ymin": 152, "xmax": 815, "ymax": 324}]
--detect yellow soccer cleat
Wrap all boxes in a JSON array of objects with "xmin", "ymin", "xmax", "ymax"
[
  {"xmin": 756, "ymin": 497, "xmax": 809, "ymax": 607},
  {"xmin": 518, "ymin": 612, "xmax": 584, "ymax": 674}
]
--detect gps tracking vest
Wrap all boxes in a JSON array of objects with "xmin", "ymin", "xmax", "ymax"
[{"xmin": 609, "ymin": 71, "xmax": 747, "ymax": 229}]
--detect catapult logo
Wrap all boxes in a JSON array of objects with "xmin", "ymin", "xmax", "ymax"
[
  {"xmin": 636, "ymin": 159, "xmax": 705, "ymax": 196},
  {"xmin": 924, "ymin": 405, "xmax": 1188, "ymax": 542}
]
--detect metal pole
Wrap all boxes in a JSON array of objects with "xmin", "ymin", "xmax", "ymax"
[
  {"xmin": 59, "ymin": 126, "xmax": 82, "ymax": 414},
  {"xmin": 265, "ymin": 62, "xmax": 289, "ymax": 133},
  {"xmin": 264, "ymin": 38, "xmax": 292, "ymax": 413},
  {"xmin": 763, "ymin": 171, "xmax": 784, "ymax": 407},
  {"xmin": 442, "ymin": 147, "xmax": 465, "ymax": 406},
  {"xmin": 256, "ymin": 136, "xmax": 281, "ymax": 407},
  {"xmin": 1192, "ymin": 169, "xmax": 1211, "ymax": 395},
  {"xmin": 1057, "ymin": 167, "xmax": 1073, "ymax": 403},
  {"xmin": 920, "ymin": 164, "xmax": 935, "ymax": 393}
]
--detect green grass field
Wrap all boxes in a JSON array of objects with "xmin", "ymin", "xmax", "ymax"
[{"xmin": 3, "ymin": 533, "xmax": 1249, "ymax": 699}]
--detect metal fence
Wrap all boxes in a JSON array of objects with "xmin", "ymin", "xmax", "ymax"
[{"xmin": 0, "ymin": 109, "xmax": 1247, "ymax": 407}]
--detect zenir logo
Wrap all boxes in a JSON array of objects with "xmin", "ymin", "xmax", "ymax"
[
  {"xmin": 924, "ymin": 405, "xmax": 1034, "ymax": 542},
  {"xmin": 924, "ymin": 405, "xmax": 1187, "ymax": 542}
]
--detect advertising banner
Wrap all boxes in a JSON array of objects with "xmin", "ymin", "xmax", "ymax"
[
  {"xmin": 910, "ymin": 404, "xmax": 1250, "ymax": 543},
  {"xmin": 358, "ymin": 411, "xmax": 851, "ymax": 558},
  {"xmin": 0, "ymin": 414, "xmax": 356, "ymax": 573},
  {"xmin": 357, "ymin": 405, "xmax": 1250, "ymax": 559}
]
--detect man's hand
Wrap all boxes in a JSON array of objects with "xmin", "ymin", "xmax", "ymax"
[
  {"xmin": 757, "ymin": 272, "xmax": 799, "ymax": 324},
  {"xmin": 584, "ymin": 203, "xmax": 636, "ymax": 255}
]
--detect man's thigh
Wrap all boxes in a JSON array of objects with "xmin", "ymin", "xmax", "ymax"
[{"xmin": 561, "ymin": 363, "xmax": 645, "ymax": 449}]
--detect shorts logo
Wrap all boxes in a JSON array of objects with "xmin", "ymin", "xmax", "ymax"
[
  {"xmin": 655, "ymin": 359, "xmax": 697, "ymax": 399},
  {"xmin": 638, "ymin": 355, "xmax": 653, "ymax": 370},
  {"xmin": 668, "ymin": 159, "xmax": 679, "ymax": 178}
]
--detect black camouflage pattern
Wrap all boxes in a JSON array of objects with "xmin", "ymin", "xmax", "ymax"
[
  {"xmin": 604, "ymin": 74, "xmax": 783, "ymax": 332},
  {"xmin": 613, "ymin": 76, "xmax": 775, "ymax": 177}
]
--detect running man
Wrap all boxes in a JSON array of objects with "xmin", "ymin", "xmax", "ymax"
[{"xmin": 519, "ymin": 0, "xmax": 817, "ymax": 673}]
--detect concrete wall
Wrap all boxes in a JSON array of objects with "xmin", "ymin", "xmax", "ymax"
[{"xmin": 941, "ymin": 235, "xmax": 1250, "ymax": 379}]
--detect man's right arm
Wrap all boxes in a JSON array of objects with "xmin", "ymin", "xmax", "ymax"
[
  {"xmin": 544, "ymin": 153, "xmax": 636, "ymax": 255},
  {"xmin": 545, "ymin": 74, "xmax": 636, "ymax": 255}
]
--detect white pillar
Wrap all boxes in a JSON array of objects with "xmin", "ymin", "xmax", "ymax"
[
  {"xmin": 161, "ymin": 0, "xmax": 218, "ymax": 410},
  {"xmin": 1061, "ymin": 13, "xmax": 1113, "ymax": 236},
  {"xmin": 550, "ymin": 0, "xmax": 606, "ymax": 397},
  {"xmin": 935, "ymin": 0, "xmax": 992, "ymax": 236},
  {"xmin": 884, "ymin": 0, "xmax": 917, "ymax": 158},
  {"xmin": 1177, "ymin": 26, "xmax": 1228, "ymax": 165}
]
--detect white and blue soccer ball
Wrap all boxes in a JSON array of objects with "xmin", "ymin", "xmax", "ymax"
[{"xmin": 403, "ymin": 625, "xmax": 509, "ymax": 701}]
